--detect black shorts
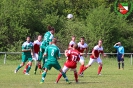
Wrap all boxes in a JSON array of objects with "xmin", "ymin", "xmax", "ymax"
[{"xmin": 117, "ymin": 54, "xmax": 124, "ymax": 62}]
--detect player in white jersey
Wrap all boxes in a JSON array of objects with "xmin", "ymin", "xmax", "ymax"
[
  {"xmin": 33, "ymin": 35, "xmax": 42, "ymax": 74},
  {"xmin": 77, "ymin": 37, "xmax": 88, "ymax": 76},
  {"xmin": 68, "ymin": 36, "xmax": 76, "ymax": 50},
  {"xmin": 33, "ymin": 35, "xmax": 42, "ymax": 61},
  {"xmin": 81, "ymin": 40, "xmax": 106, "ymax": 75}
]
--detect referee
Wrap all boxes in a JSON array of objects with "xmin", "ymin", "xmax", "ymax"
[{"xmin": 114, "ymin": 42, "xmax": 124, "ymax": 69}]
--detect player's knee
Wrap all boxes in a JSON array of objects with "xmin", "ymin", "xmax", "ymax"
[
  {"xmin": 28, "ymin": 62, "xmax": 32, "ymax": 66},
  {"xmin": 74, "ymin": 70, "xmax": 77, "ymax": 73},
  {"xmin": 21, "ymin": 62, "xmax": 25, "ymax": 66},
  {"xmin": 99, "ymin": 63, "xmax": 103, "ymax": 66},
  {"xmin": 80, "ymin": 62, "xmax": 84, "ymax": 65}
]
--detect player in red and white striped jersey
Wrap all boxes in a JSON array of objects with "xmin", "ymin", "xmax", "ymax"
[
  {"xmin": 56, "ymin": 44, "xmax": 80, "ymax": 83},
  {"xmin": 33, "ymin": 35, "xmax": 42, "ymax": 74},
  {"xmin": 81, "ymin": 40, "xmax": 106, "ymax": 75},
  {"xmin": 77, "ymin": 37, "xmax": 88, "ymax": 76}
]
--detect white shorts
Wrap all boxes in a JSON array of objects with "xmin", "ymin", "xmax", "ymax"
[
  {"xmin": 88, "ymin": 57, "xmax": 102, "ymax": 66},
  {"xmin": 62, "ymin": 65, "xmax": 76, "ymax": 73},
  {"xmin": 79, "ymin": 56, "xmax": 84, "ymax": 63},
  {"xmin": 32, "ymin": 53, "xmax": 39, "ymax": 61}
]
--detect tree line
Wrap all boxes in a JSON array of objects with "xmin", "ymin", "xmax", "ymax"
[{"xmin": 0, "ymin": 0, "xmax": 133, "ymax": 53}]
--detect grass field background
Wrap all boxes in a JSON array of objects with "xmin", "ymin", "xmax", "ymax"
[{"xmin": 0, "ymin": 56, "xmax": 133, "ymax": 88}]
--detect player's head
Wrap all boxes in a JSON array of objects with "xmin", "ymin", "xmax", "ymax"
[
  {"xmin": 52, "ymin": 38, "xmax": 57, "ymax": 44},
  {"xmin": 73, "ymin": 44, "xmax": 78, "ymax": 49},
  {"xmin": 71, "ymin": 36, "xmax": 76, "ymax": 41},
  {"xmin": 47, "ymin": 26, "xmax": 55, "ymax": 34},
  {"xmin": 117, "ymin": 42, "xmax": 121, "ymax": 46},
  {"xmin": 37, "ymin": 35, "xmax": 42, "ymax": 42},
  {"xmin": 26, "ymin": 36, "xmax": 31, "ymax": 43},
  {"xmin": 98, "ymin": 40, "xmax": 102, "ymax": 46},
  {"xmin": 80, "ymin": 37, "xmax": 85, "ymax": 44}
]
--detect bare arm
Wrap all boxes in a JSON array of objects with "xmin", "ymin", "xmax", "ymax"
[{"xmin": 84, "ymin": 47, "xmax": 88, "ymax": 57}]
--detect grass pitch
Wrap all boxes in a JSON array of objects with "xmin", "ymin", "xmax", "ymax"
[{"xmin": 0, "ymin": 57, "xmax": 133, "ymax": 88}]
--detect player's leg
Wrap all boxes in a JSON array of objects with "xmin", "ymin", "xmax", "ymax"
[
  {"xmin": 14, "ymin": 55, "xmax": 26, "ymax": 73},
  {"xmin": 121, "ymin": 58, "xmax": 124, "ymax": 70},
  {"xmin": 117, "ymin": 54, "xmax": 121, "ymax": 69},
  {"xmin": 72, "ymin": 68, "xmax": 78, "ymax": 83},
  {"xmin": 78, "ymin": 56, "xmax": 85, "ymax": 76},
  {"xmin": 25, "ymin": 56, "xmax": 33, "ymax": 75},
  {"xmin": 34, "ymin": 52, "xmax": 42, "ymax": 74},
  {"xmin": 40, "ymin": 68, "xmax": 48, "ymax": 84},
  {"xmin": 81, "ymin": 58, "xmax": 95, "ymax": 74},
  {"xmin": 54, "ymin": 63, "xmax": 70, "ymax": 84},
  {"xmin": 97, "ymin": 57, "xmax": 102, "ymax": 75},
  {"xmin": 56, "ymin": 65, "xmax": 69, "ymax": 83}
]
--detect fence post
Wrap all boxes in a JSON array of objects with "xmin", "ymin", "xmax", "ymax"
[
  {"xmin": 131, "ymin": 54, "xmax": 132, "ymax": 65},
  {"xmin": 4, "ymin": 53, "xmax": 7, "ymax": 64}
]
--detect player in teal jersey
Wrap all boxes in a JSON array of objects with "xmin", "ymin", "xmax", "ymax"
[
  {"xmin": 35, "ymin": 26, "xmax": 55, "ymax": 74},
  {"xmin": 40, "ymin": 38, "xmax": 70, "ymax": 84},
  {"xmin": 14, "ymin": 36, "xmax": 34, "ymax": 75}
]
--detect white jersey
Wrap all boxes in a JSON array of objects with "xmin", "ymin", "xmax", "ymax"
[{"xmin": 77, "ymin": 42, "xmax": 88, "ymax": 53}]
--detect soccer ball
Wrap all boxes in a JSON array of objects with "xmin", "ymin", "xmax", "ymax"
[{"xmin": 67, "ymin": 14, "xmax": 73, "ymax": 19}]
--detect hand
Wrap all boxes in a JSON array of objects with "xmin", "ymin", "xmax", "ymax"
[
  {"xmin": 121, "ymin": 55, "xmax": 124, "ymax": 59},
  {"xmin": 103, "ymin": 54, "xmax": 106, "ymax": 57},
  {"xmin": 80, "ymin": 53, "xmax": 83, "ymax": 56},
  {"xmin": 84, "ymin": 54, "xmax": 87, "ymax": 58}
]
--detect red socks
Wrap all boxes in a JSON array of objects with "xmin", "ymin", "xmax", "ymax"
[
  {"xmin": 23, "ymin": 63, "xmax": 29, "ymax": 74},
  {"xmin": 78, "ymin": 65, "xmax": 84, "ymax": 74},
  {"xmin": 98, "ymin": 66, "xmax": 102, "ymax": 74},
  {"xmin": 38, "ymin": 63, "xmax": 42, "ymax": 69},
  {"xmin": 56, "ymin": 73, "xmax": 62, "ymax": 83},
  {"xmin": 74, "ymin": 71, "xmax": 78, "ymax": 82}
]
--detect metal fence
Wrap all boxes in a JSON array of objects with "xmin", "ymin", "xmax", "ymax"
[{"xmin": 0, "ymin": 52, "xmax": 133, "ymax": 65}]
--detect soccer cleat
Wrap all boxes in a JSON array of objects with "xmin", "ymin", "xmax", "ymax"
[
  {"xmin": 25, "ymin": 73, "xmax": 30, "ymax": 75},
  {"xmin": 23, "ymin": 70, "xmax": 26, "ymax": 74},
  {"xmin": 39, "ymin": 82, "xmax": 44, "ymax": 84},
  {"xmin": 98, "ymin": 73, "xmax": 101, "ymax": 75},
  {"xmin": 76, "ymin": 80, "xmax": 78, "ymax": 83},
  {"xmin": 66, "ymin": 81, "xmax": 71, "ymax": 84},
  {"xmin": 79, "ymin": 73, "xmax": 84, "ymax": 77},
  {"xmin": 40, "ymin": 70, "xmax": 42, "ymax": 74},
  {"xmin": 54, "ymin": 81, "xmax": 58, "ymax": 84},
  {"xmin": 34, "ymin": 71, "xmax": 36, "ymax": 75},
  {"xmin": 14, "ymin": 70, "xmax": 17, "ymax": 73}
]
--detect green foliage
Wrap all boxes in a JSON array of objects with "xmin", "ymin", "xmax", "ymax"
[
  {"xmin": 0, "ymin": 0, "xmax": 133, "ymax": 53},
  {"xmin": 85, "ymin": 5, "xmax": 133, "ymax": 52}
]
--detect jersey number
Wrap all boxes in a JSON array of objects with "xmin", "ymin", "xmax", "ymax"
[
  {"xmin": 51, "ymin": 49, "xmax": 54, "ymax": 56},
  {"xmin": 72, "ymin": 55, "xmax": 77, "ymax": 61}
]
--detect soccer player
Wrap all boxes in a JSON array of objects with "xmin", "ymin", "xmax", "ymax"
[
  {"xmin": 114, "ymin": 42, "xmax": 124, "ymax": 69},
  {"xmin": 81, "ymin": 40, "xmax": 106, "ymax": 75},
  {"xmin": 39, "ymin": 26, "xmax": 55, "ymax": 71},
  {"xmin": 56, "ymin": 44, "xmax": 80, "ymax": 83},
  {"xmin": 14, "ymin": 36, "xmax": 33, "ymax": 75},
  {"xmin": 23, "ymin": 35, "xmax": 42, "ymax": 74},
  {"xmin": 40, "ymin": 38, "xmax": 70, "ymax": 84},
  {"xmin": 78, "ymin": 37, "xmax": 88, "ymax": 76},
  {"xmin": 68, "ymin": 36, "xmax": 76, "ymax": 49},
  {"xmin": 32, "ymin": 35, "xmax": 42, "ymax": 74}
]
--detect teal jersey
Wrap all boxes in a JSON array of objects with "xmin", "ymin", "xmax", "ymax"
[
  {"xmin": 114, "ymin": 45, "xmax": 124, "ymax": 54},
  {"xmin": 22, "ymin": 41, "xmax": 33, "ymax": 55},
  {"xmin": 44, "ymin": 44, "xmax": 60, "ymax": 62},
  {"xmin": 43, "ymin": 31, "xmax": 54, "ymax": 44}
]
